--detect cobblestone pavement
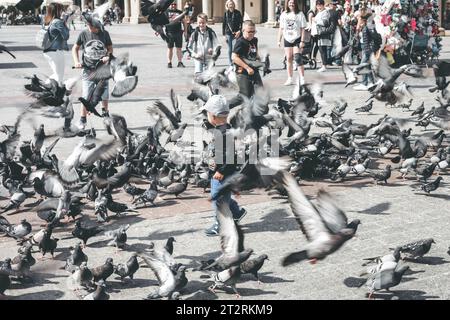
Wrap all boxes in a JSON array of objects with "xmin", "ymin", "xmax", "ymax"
[{"xmin": 0, "ymin": 23, "xmax": 449, "ymax": 300}]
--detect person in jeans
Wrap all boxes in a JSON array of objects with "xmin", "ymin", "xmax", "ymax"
[
  {"xmin": 187, "ymin": 13, "xmax": 219, "ymax": 76},
  {"xmin": 72, "ymin": 16, "xmax": 113, "ymax": 130},
  {"xmin": 42, "ymin": 3, "xmax": 69, "ymax": 86},
  {"xmin": 203, "ymin": 95, "xmax": 246, "ymax": 236},
  {"xmin": 277, "ymin": 0, "xmax": 307, "ymax": 86},
  {"xmin": 165, "ymin": 2, "xmax": 186, "ymax": 68},
  {"xmin": 314, "ymin": 0, "xmax": 335, "ymax": 72},
  {"xmin": 222, "ymin": 0, "xmax": 243, "ymax": 66},
  {"xmin": 353, "ymin": 12, "xmax": 375, "ymax": 90},
  {"xmin": 232, "ymin": 20, "xmax": 263, "ymax": 98}
]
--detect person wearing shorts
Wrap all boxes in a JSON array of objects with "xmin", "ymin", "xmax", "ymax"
[
  {"xmin": 277, "ymin": 0, "xmax": 307, "ymax": 86},
  {"xmin": 72, "ymin": 17, "xmax": 112, "ymax": 130},
  {"xmin": 165, "ymin": 2, "xmax": 186, "ymax": 68}
]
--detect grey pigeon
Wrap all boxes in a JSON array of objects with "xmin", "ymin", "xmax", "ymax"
[
  {"xmin": 95, "ymin": 189, "xmax": 109, "ymax": 222},
  {"xmin": 420, "ymin": 176, "xmax": 443, "ymax": 193},
  {"xmin": 114, "ymin": 253, "xmax": 140, "ymax": 281},
  {"xmin": 367, "ymin": 165, "xmax": 391, "ymax": 184},
  {"xmin": 365, "ymin": 262, "xmax": 409, "ymax": 299},
  {"xmin": 201, "ymin": 197, "xmax": 253, "ymax": 272},
  {"xmin": 64, "ymin": 243, "xmax": 88, "ymax": 272},
  {"xmin": 72, "ymin": 220, "xmax": 103, "ymax": 246},
  {"xmin": 133, "ymin": 180, "xmax": 158, "ymax": 207},
  {"xmin": 91, "ymin": 258, "xmax": 114, "ymax": 282},
  {"xmin": 240, "ymin": 254, "xmax": 269, "ymax": 284},
  {"xmin": 105, "ymin": 224, "xmax": 130, "ymax": 249},
  {"xmin": 66, "ymin": 261, "xmax": 93, "ymax": 291},
  {"xmin": 38, "ymin": 230, "xmax": 59, "ymax": 258},
  {"xmin": 209, "ymin": 266, "xmax": 242, "ymax": 299},
  {"xmin": 279, "ymin": 171, "xmax": 360, "ymax": 266},
  {"xmin": 139, "ymin": 253, "xmax": 178, "ymax": 300},
  {"xmin": 397, "ymin": 238, "xmax": 435, "ymax": 260},
  {"xmin": 0, "ymin": 219, "xmax": 31, "ymax": 240},
  {"xmin": 83, "ymin": 280, "xmax": 110, "ymax": 300}
]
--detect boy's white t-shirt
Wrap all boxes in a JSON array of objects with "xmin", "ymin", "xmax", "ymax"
[{"xmin": 280, "ymin": 11, "xmax": 307, "ymax": 43}]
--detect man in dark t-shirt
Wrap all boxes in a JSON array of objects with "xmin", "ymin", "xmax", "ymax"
[
  {"xmin": 72, "ymin": 18, "xmax": 113, "ymax": 130},
  {"xmin": 232, "ymin": 20, "xmax": 263, "ymax": 98},
  {"xmin": 165, "ymin": 2, "xmax": 186, "ymax": 68}
]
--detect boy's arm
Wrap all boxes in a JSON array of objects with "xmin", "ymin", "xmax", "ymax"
[
  {"xmin": 232, "ymin": 53, "xmax": 254, "ymax": 75},
  {"xmin": 72, "ymin": 43, "xmax": 82, "ymax": 68}
]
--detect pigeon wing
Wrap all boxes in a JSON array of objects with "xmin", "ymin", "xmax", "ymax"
[
  {"xmin": 111, "ymin": 76, "xmax": 138, "ymax": 97},
  {"xmin": 315, "ymin": 190, "xmax": 348, "ymax": 234},
  {"xmin": 217, "ymin": 198, "xmax": 239, "ymax": 258},
  {"xmin": 281, "ymin": 171, "xmax": 331, "ymax": 242}
]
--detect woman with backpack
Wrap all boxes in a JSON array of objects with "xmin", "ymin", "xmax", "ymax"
[{"xmin": 42, "ymin": 3, "xmax": 69, "ymax": 86}]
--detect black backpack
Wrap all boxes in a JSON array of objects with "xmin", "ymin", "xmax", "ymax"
[
  {"xmin": 370, "ymin": 28, "xmax": 382, "ymax": 50},
  {"xmin": 192, "ymin": 26, "xmax": 216, "ymax": 44}
]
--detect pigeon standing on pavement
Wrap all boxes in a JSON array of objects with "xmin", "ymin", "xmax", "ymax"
[
  {"xmin": 83, "ymin": 280, "xmax": 110, "ymax": 300},
  {"xmin": 64, "ymin": 243, "xmax": 88, "ymax": 272},
  {"xmin": 240, "ymin": 254, "xmax": 269, "ymax": 284},
  {"xmin": 72, "ymin": 220, "xmax": 103, "ymax": 247},
  {"xmin": 114, "ymin": 253, "xmax": 140, "ymax": 281},
  {"xmin": 397, "ymin": 238, "xmax": 435, "ymax": 260},
  {"xmin": 0, "ymin": 219, "xmax": 32, "ymax": 240},
  {"xmin": 105, "ymin": 224, "xmax": 130, "ymax": 249},
  {"xmin": 420, "ymin": 176, "xmax": 443, "ymax": 193},
  {"xmin": 66, "ymin": 261, "xmax": 93, "ymax": 291},
  {"xmin": 91, "ymin": 258, "xmax": 114, "ymax": 282},
  {"xmin": 365, "ymin": 262, "xmax": 409, "ymax": 299}
]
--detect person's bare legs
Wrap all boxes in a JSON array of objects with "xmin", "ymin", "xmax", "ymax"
[
  {"xmin": 294, "ymin": 46, "xmax": 305, "ymax": 84},
  {"xmin": 167, "ymin": 47, "xmax": 173, "ymax": 64},
  {"xmin": 176, "ymin": 47, "xmax": 182, "ymax": 63},
  {"xmin": 284, "ymin": 47, "xmax": 293, "ymax": 85}
]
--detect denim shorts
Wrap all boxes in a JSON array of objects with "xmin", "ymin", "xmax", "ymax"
[
  {"xmin": 82, "ymin": 78, "xmax": 109, "ymax": 101},
  {"xmin": 82, "ymin": 69, "xmax": 109, "ymax": 101}
]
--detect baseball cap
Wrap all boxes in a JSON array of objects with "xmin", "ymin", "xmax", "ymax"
[{"xmin": 202, "ymin": 95, "xmax": 229, "ymax": 116}]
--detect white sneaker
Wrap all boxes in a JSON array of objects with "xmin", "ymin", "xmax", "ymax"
[
  {"xmin": 76, "ymin": 120, "xmax": 86, "ymax": 131},
  {"xmin": 284, "ymin": 77, "xmax": 294, "ymax": 86},
  {"xmin": 317, "ymin": 66, "xmax": 326, "ymax": 72},
  {"xmin": 299, "ymin": 77, "xmax": 305, "ymax": 85},
  {"xmin": 353, "ymin": 84, "xmax": 368, "ymax": 91},
  {"xmin": 366, "ymin": 82, "xmax": 375, "ymax": 89}
]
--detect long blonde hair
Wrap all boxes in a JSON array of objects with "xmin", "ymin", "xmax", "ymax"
[
  {"xmin": 44, "ymin": 3, "xmax": 63, "ymax": 25},
  {"xmin": 225, "ymin": 0, "xmax": 236, "ymax": 10}
]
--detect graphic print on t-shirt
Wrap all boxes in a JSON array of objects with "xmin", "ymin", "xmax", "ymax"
[
  {"xmin": 248, "ymin": 43, "xmax": 257, "ymax": 60},
  {"xmin": 83, "ymin": 39, "xmax": 107, "ymax": 69}
]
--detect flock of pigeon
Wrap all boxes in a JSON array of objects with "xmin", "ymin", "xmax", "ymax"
[{"xmin": 0, "ymin": 0, "xmax": 449, "ymax": 301}]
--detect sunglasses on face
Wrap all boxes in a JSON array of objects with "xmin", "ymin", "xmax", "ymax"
[{"xmin": 246, "ymin": 30, "xmax": 256, "ymax": 33}]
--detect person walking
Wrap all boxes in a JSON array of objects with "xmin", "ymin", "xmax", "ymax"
[
  {"xmin": 314, "ymin": 0, "xmax": 336, "ymax": 72},
  {"xmin": 353, "ymin": 12, "xmax": 375, "ymax": 90},
  {"xmin": 277, "ymin": 0, "xmax": 307, "ymax": 86},
  {"xmin": 306, "ymin": 6, "xmax": 319, "ymax": 63},
  {"xmin": 187, "ymin": 13, "xmax": 219, "ymax": 77},
  {"xmin": 203, "ymin": 95, "xmax": 246, "ymax": 236},
  {"xmin": 72, "ymin": 16, "xmax": 113, "ymax": 130},
  {"xmin": 222, "ymin": 0, "xmax": 243, "ymax": 66},
  {"xmin": 232, "ymin": 20, "xmax": 263, "ymax": 98},
  {"xmin": 165, "ymin": 2, "xmax": 186, "ymax": 68},
  {"xmin": 42, "ymin": 3, "xmax": 70, "ymax": 87}
]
